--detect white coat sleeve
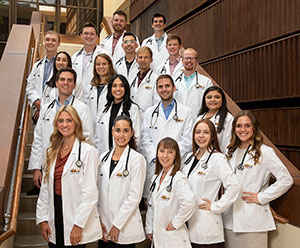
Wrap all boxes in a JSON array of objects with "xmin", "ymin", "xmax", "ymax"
[
  {"xmin": 74, "ymin": 146, "xmax": 99, "ymax": 228},
  {"xmin": 28, "ymin": 111, "xmax": 45, "ymax": 170},
  {"xmin": 140, "ymin": 110, "xmax": 157, "ymax": 163},
  {"xmin": 219, "ymin": 114, "xmax": 233, "ymax": 153},
  {"xmin": 178, "ymin": 109, "xmax": 194, "ymax": 159},
  {"xmin": 36, "ymin": 173, "xmax": 50, "ymax": 224},
  {"xmin": 74, "ymin": 81, "xmax": 85, "ymax": 103},
  {"xmin": 81, "ymin": 104, "xmax": 94, "ymax": 144},
  {"xmin": 172, "ymin": 175, "xmax": 196, "ymax": 229},
  {"xmin": 112, "ymin": 155, "xmax": 146, "ymax": 230},
  {"xmin": 145, "ymin": 190, "xmax": 154, "ymax": 234},
  {"xmin": 257, "ymin": 147, "xmax": 293, "ymax": 205},
  {"xmin": 26, "ymin": 63, "xmax": 40, "ymax": 106},
  {"xmin": 210, "ymin": 156, "xmax": 241, "ymax": 214},
  {"xmin": 131, "ymin": 105, "xmax": 142, "ymax": 148}
]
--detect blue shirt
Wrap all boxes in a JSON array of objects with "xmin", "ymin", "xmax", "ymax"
[
  {"xmin": 184, "ymin": 72, "xmax": 196, "ymax": 91},
  {"xmin": 161, "ymin": 100, "xmax": 175, "ymax": 120},
  {"xmin": 43, "ymin": 57, "xmax": 55, "ymax": 91},
  {"xmin": 155, "ymin": 33, "xmax": 165, "ymax": 51},
  {"xmin": 56, "ymin": 95, "xmax": 73, "ymax": 111}
]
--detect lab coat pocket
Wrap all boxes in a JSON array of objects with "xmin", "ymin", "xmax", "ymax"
[
  {"xmin": 199, "ymin": 209, "xmax": 222, "ymax": 235},
  {"xmin": 164, "ymin": 228, "xmax": 189, "ymax": 247}
]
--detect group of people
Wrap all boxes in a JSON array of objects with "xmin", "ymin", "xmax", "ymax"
[{"xmin": 25, "ymin": 10, "xmax": 293, "ymax": 248}]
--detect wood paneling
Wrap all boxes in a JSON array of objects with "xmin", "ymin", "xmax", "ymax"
[{"xmin": 201, "ymin": 35, "xmax": 300, "ymax": 102}]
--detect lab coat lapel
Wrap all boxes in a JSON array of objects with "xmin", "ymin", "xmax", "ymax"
[
  {"xmin": 155, "ymin": 167, "xmax": 173, "ymax": 199},
  {"xmin": 62, "ymin": 139, "xmax": 80, "ymax": 176},
  {"xmin": 110, "ymin": 145, "xmax": 130, "ymax": 178}
]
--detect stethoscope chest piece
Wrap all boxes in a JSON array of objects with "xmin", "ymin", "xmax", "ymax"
[
  {"xmin": 122, "ymin": 169, "xmax": 129, "ymax": 177},
  {"xmin": 237, "ymin": 163, "xmax": 244, "ymax": 171},
  {"xmin": 166, "ymin": 185, "xmax": 172, "ymax": 192},
  {"xmin": 75, "ymin": 160, "xmax": 83, "ymax": 168},
  {"xmin": 201, "ymin": 162, "xmax": 208, "ymax": 170}
]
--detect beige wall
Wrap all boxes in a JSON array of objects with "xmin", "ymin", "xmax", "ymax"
[
  {"xmin": 0, "ymin": 235, "xmax": 14, "ymax": 248},
  {"xmin": 103, "ymin": 0, "xmax": 126, "ymax": 17},
  {"xmin": 269, "ymin": 223, "xmax": 300, "ymax": 248}
]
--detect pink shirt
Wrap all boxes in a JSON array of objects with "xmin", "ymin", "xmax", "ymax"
[{"xmin": 169, "ymin": 56, "xmax": 181, "ymax": 75}]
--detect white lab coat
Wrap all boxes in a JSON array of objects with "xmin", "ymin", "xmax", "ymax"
[
  {"xmin": 36, "ymin": 139, "xmax": 102, "ymax": 245},
  {"xmin": 72, "ymin": 45, "xmax": 107, "ymax": 92},
  {"xmin": 98, "ymin": 145, "xmax": 146, "ymax": 244},
  {"xmin": 130, "ymin": 69, "xmax": 160, "ymax": 112},
  {"xmin": 28, "ymin": 97, "xmax": 94, "ymax": 171},
  {"xmin": 26, "ymin": 57, "xmax": 53, "ymax": 106},
  {"xmin": 223, "ymin": 144, "xmax": 293, "ymax": 232},
  {"xmin": 41, "ymin": 81, "xmax": 85, "ymax": 107},
  {"xmin": 94, "ymin": 102, "xmax": 141, "ymax": 156},
  {"xmin": 182, "ymin": 152, "xmax": 240, "ymax": 244},
  {"xmin": 195, "ymin": 112, "xmax": 234, "ymax": 153},
  {"xmin": 140, "ymin": 100, "xmax": 194, "ymax": 197},
  {"xmin": 156, "ymin": 57, "xmax": 183, "ymax": 80},
  {"xmin": 114, "ymin": 56, "xmax": 139, "ymax": 84},
  {"xmin": 100, "ymin": 32, "xmax": 140, "ymax": 64},
  {"xmin": 145, "ymin": 169, "xmax": 196, "ymax": 248},
  {"xmin": 174, "ymin": 72, "xmax": 213, "ymax": 119},
  {"xmin": 85, "ymin": 84, "xmax": 108, "ymax": 130},
  {"xmin": 141, "ymin": 33, "xmax": 169, "ymax": 71}
]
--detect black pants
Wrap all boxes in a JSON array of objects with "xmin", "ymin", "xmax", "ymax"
[
  {"xmin": 98, "ymin": 240, "xmax": 135, "ymax": 248},
  {"xmin": 49, "ymin": 194, "xmax": 86, "ymax": 248},
  {"xmin": 191, "ymin": 242, "xmax": 225, "ymax": 248}
]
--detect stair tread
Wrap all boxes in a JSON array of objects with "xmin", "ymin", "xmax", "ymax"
[
  {"xmin": 18, "ymin": 211, "xmax": 36, "ymax": 220},
  {"xmin": 15, "ymin": 235, "xmax": 47, "ymax": 247},
  {"xmin": 20, "ymin": 192, "xmax": 38, "ymax": 199},
  {"xmin": 23, "ymin": 174, "xmax": 33, "ymax": 179}
]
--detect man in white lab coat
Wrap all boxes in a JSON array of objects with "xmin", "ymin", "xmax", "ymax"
[
  {"xmin": 174, "ymin": 48, "xmax": 213, "ymax": 118},
  {"xmin": 72, "ymin": 22, "xmax": 105, "ymax": 92},
  {"xmin": 101, "ymin": 10, "xmax": 140, "ymax": 64},
  {"xmin": 141, "ymin": 13, "xmax": 169, "ymax": 71},
  {"xmin": 156, "ymin": 34, "xmax": 184, "ymax": 80},
  {"xmin": 114, "ymin": 32, "xmax": 139, "ymax": 84},
  {"xmin": 26, "ymin": 30, "xmax": 60, "ymax": 122},
  {"xmin": 140, "ymin": 74, "xmax": 193, "ymax": 197},
  {"xmin": 130, "ymin": 46, "xmax": 159, "ymax": 112},
  {"xmin": 28, "ymin": 68, "xmax": 93, "ymax": 194}
]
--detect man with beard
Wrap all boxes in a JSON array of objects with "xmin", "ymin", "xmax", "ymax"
[
  {"xmin": 174, "ymin": 48, "xmax": 212, "ymax": 118},
  {"xmin": 140, "ymin": 74, "xmax": 193, "ymax": 198},
  {"xmin": 101, "ymin": 10, "xmax": 140, "ymax": 63}
]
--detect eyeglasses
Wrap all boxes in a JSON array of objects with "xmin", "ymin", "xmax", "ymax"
[
  {"xmin": 183, "ymin": 57, "xmax": 197, "ymax": 61},
  {"xmin": 123, "ymin": 40, "xmax": 135, "ymax": 44}
]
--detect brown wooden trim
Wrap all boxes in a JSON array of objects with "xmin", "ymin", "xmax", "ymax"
[{"xmin": 102, "ymin": 17, "xmax": 113, "ymax": 36}]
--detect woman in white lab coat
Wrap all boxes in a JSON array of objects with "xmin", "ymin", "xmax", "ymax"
[
  {"xmin": 95, "ymin": 74, "xmax": 141, "ymax": 155},
  {"xmin": 85, "ymin": 53, "xmax": 116, "ymax": 129},
  {"xmin": 196, "ymin": 86, "xmax": 233, "ymax": 153},
  {"xmin": 36, "ymin": 105, "xmax": 101, "ymax": 247},
  {"xmin": 145, "ymin": 137, "xmax": 196, "ymax": 248},
  {"xmin": 42, "ymin": 51, "xmax": 84, "ymax": 107},
  {"xmin": 97, "ymin": 115, "xmax": 146, "ymax": 248},
  {"xmin": 223, "ymin": 110, "xmax": 293, "ymax": 248},
  {"xmin": 182, "ymin": 119, "xmax": 240, "ymax": 248}
]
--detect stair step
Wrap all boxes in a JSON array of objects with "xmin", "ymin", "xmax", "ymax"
[
  {"xmin": 17, "ymin": 212, "xmax": 40, "ymax": 235},
  {"xmin": 15, "ymin": 235, "xmax": 47, "ymax": 248},
  {"xmin": 19, "ymin": 194, "xmax": 38, "ymax": 212},
  {"xmin": 21, "ymin": 174, "xmax": 35, "ymax": 193}
]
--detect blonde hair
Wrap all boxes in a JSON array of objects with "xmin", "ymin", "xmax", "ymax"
[
  {"xmin": 137, "ymin": 46, "xmax": 153, "ymax": 58},
  {"xmin": 43, "ymin": 105, "xmax": 86, "ymax": 183}
]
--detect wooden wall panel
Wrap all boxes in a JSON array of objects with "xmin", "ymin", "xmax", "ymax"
[
  {"xmin": 251, "ymin": 108, "xmax": 300, "ymax": 147},
  {"xmin": 201, "ymin": 35, "xmax": 300, "ymax": 102},
  {"xmin": 162, "ymin": 0, "xmax": 300, "ymax": 62}
]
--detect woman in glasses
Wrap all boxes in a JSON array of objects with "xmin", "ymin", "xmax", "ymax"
[{"xmin": 223, "ymin": 110, "xmax": 293, "ymax": 248}]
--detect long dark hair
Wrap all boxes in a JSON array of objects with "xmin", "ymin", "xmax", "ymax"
[
  {"xmin": 47, "ymin": 51, "xmax": 72, "ymax": 87},
  {"xmin": 113, "ymin": 115, "xmax": 137, "ymax": 150},
  {"xmin": 103, "ymin": 74, "xmax": 137, "ymax": 116},
  {"xmin": 155, "ymin": 137, "xmax": 181, "ymax": 176},
  {"xmin": 192, "ymin": 119, "xmax": 221, "ymax": 156},
  {"xmin": 227, "ymin": 110, "xmax": 263, "ymax": 164},
  {"xmin": 198, "ymin": 86, "xmax": 228, "ymax": 133}
]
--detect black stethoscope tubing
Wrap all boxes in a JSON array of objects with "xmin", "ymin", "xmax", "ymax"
[
  {"xmin": 149, "ymin": 99, "xmax": 179, "ymax": 128},
  {"xmin": 131, "ymin": 70, "xmax": 153, "ymax": 88},
  {"xmin": 75, "ymin": 141, "xmax": 83, "ymax": 167},
  {"xmin": 74, "ymin": 46, "xmax": 97, "ymax": 65},
  {"xmin": 184, "ymin": 150, "xmax": 214, "ymax": 177},
  {"xmin": 236, "ymin": 144, "xmax": 251, "ymax": 172},
  {"xmin": 175, "ymin": 71, "xmax": 202, "ymax": 89},
  {"xmin": 149, "ymin": 172, "xmax": 175, "ymax": 194}
]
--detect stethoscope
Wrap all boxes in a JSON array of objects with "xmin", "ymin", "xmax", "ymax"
[
  {"xmin": 101, "ymin": 147, "xmax": 131, "ymax": 177},
  {"xmin": 75, "ymin": 141, "xmax": 83, "ymax": 167},
  {"xmin": 149, "ymin": 172, "xmax": 175, "ymax": 194},
  {"xmin": 184, "ymin": 150, "xmax": 214, "ymax": 177},
  {"xmin": 149, "ymin": 99, "xmax": 179, "ymax": 129},
  {"xmin": 42, "ymin": 95, "xmax": 75, "ymax": 121},
  {"xmin": 146, "ymin": 37, "xmax": 153, "ymax": 46},
  {"xmin": 175, "ymin": 71, "xmax": 203, "ymax": 89},
  {"xmin": 131, "ymin": 69, "xmax": 153, "ymax": 88},
  {"xmin": 73, "ymin": 46, "xmax": 97, "ymax": 65},
  {"xmin": 235, "ymin": 144, "xmax": 251, "ymax": 172}
]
